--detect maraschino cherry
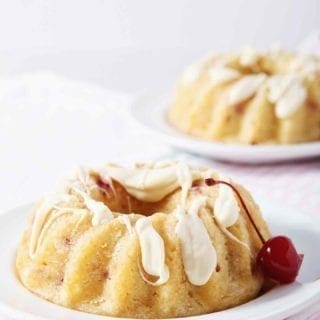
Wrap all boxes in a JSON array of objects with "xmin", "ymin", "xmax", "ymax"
[
  {"xmin": 257, "ymin": 236, "xmax": 303, "ymax": 284},
  {"xmin": 204, "ymin": 178, "xmax": 303, "ymax": 284}
]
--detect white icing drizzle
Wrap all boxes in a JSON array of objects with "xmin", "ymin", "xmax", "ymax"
[
  {"xmin": 54, "ymin": 166, "xmax": 93, "ymax": 194},
  {"xmin": 118, "ymin": 215, "xmax": 134, "ymax": 234},
  {"xmin": 76, "ymin": 189, "xmax": 113, "ymax": 226},
  {"xmin": 29, "ymin": 193, "xmax": 74, "ymax": 257},
  {"xmin": 176, "ymin": 162, "xmax": 193, "ymax": 207},
  {"xmin": 215, "ymin": 217, "xmax": 251, "ymax": 253},
  {"xmin": 208, "ymin": 66, "xmax": 240, "ymax": 86},
  {"xmin": 135, "ymin": 217, "xmax": 169, "ymax": 286},
  {"xmin": 289, "ymin": 54, "xmax": 320, "ymax": 77},
  {"xmin": 29, "ymin": 166, "xmax": 115, "ymax": 256},
  {"xmin": 104, "ymin": 162, "xmax": 202, "ymax": 203},
  {"xmin": 267, "ymin": 74, "xmax": 307, "ymax": 118},
  {"xmin": 214, "ymin": 178, "xmax": 240, "ymax": 228},
  {"xmin": 181, "ymin": 63, "xmax": 202, "ymax": 85},
  {"xmin": 104, "ymin": 165, "xmax": 179, "ymax": 202},
  {"xmin": 179, "ymin": 53, "xmax": 226, "ymax": 86},
  {"xmin": 97, "ymin": 173, "xmax": 116, "ymax": 196},
  {"xmin": 239, "ymin": 47, "xmax": 260, "ymax": 67},
  {"xmin": 212, "ymin": 175, "xmax": 250, "ymax": 252},
  {"xmin": 175, "ymin": 197, "xmax": 217, "ymax": 286},
  {"xmin": 267, "ymin": 75, "xmax": 295, "ymax": 103},
  {"xmin": 276, "ymin": 81, "xmax": 306, "ymax": 118},
  {"xmin": 227, "ymin": 74, "xmax": 266, "ymax": 106}
]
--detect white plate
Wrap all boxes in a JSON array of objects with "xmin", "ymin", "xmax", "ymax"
[
  {"xmin": 129, "ymin": 93, "xmax": 320, "ymax": 163},
  {"xmin": 0, "ymin": 200, "xmax": 320, "ymax": 320}
]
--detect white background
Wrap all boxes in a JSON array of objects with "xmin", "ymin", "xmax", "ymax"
[
  {"xmin": 0, "ymin": 0, "xmax": 319, "ymax": 92},
  {"xmin": 0, "ymin": 0, "xmax": 320, "ymax": 210}
]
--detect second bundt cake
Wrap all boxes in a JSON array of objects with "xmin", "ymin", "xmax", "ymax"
[
  {"xmin": 168, "ymin": 48, "xmax": 320, "ymax": 144},
  {"xmin": 16, "ymin": 161, "xmax": 272, "ymax": 318}
]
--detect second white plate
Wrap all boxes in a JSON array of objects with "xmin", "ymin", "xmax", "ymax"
[{"xmin": 129, "ymin": 93, "xmax": 320, "ymax": 163}]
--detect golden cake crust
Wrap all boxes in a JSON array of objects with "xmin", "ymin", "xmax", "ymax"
[{"xmin": 16, "ymin": 163, "xmax": 271, "ymax": 318}]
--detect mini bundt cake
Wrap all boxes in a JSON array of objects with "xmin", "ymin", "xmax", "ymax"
[
  {"xmin": 168, "ymin": 48, "xmax": 320, "ymax": 144},
  {"xmin": 16, "ymin": 161, "xmax": 272, "ymax": 318}
]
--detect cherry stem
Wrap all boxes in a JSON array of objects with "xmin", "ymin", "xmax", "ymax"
[{"xmin": 205, "ymin": 178, "xmax": 266, "ymax": 244}]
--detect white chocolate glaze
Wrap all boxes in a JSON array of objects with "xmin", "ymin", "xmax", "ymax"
[
  {"xmin": 275, "ymin": 80, "xmax": 307, "ymax": 119},
  {"xmin": 208, "ymin": 67, "xmax": 240, "ymax": 86},
  {"xmin": 104, "ymin": 165, "xmax": 179, "ymax": 202},
  {"xmin": 267, "ymin": 75, "xmax": 307, "ymax": 118},
  {"xmin": 29, "ymin": 193, "xmax": 74, "ymax": 257},
  {"xmin": 239, "ymin": 47, "xmax": 260, "ymax": 67},
  {"xmin": 181, "ymin": 63, "xmax": 202, "ymax": 85},
  {"xmin": 227, "ymin": 74, "xmax": 266, "ymax": 106},
  {"xmin": 175, "ymin": 197, "xmax": 217, "ymax": 285},
  {"xmin": 29, "ymin": 167, "xmax": 114, "ymax": 256},
  {"xmin": 267, "ymin": 75, "xmax": 294, "ymax": 103},
  {"xmin": 118, "ymin": 215, "xmax": 134, "ymax": 234},
  {"xmin": 76, "ymin": 189, "xmax": 113, "ymax": 226},
  {"xmin": 289, "ymin": 54, "xmax": 320, "ymax": 78},
  {"xmin": 54, "ymin": 166, "xmax": 93, "ymax": 194},
  {"xmin": 212, "ymin": 175, "xmax": 250, "ymax": 252},
  {"xmin": 135, "ymin": 217, "xmax": 169, "ymax": 286},
  {"xmin": 104, "ymin": 162, "xmax": 202, "ymax": 203},
  {"xmin": 214, "ymin": 176, "xmax": 240, "ymax": 228},
  {"xmin": 176, "ymin": 162, "xmax": 193, "ymax": 206}
]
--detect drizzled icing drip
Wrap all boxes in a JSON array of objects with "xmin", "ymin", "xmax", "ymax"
[
  {"xmin": 175, "ymin": 197, "xmax": 217, "ymax": 285},
  {"xmin": 176, "ymin": 162, "xmax": 193, "ymax": 206},
  {"xmin": 29, "ymin": 166, "xmax": 116, "ymax": 256},
  {"xmin": 227, "ymin": 74, "xmax": 267, "ymax": 106},
  {"xmin": 135, "ymin": 217, "xmax": 169, "ymax": 286},
  {"xmin": 205, "ymin": 178, "xmax": 265, "ymax": 244},
  {"xmin": 75, "ymin": 189, "xmax": 113, "ymax": 226},
  {"xmin": 267, "ymin": 75, "xmax": 294, "ymax": 103},
  {"xmin": 54, "ymin": 166, "xmax": 93, "ymax": 194},
  {"xmin": 29, "ymin": 193, "xmax": 75, "ymax": 258},
  {"xmin": 239, "ymin": 47, "xmax": 260, "ymax": 67},
  {"xmin": 181, "ymin": 63, "xmax": 202, "ymax": 85},
  {"xmin": 289, "ymin": 54, "xmax": 320, "ymax": 78},
  {"xmin": 118, "ymin": 215, "xmax": 134, "ymax": 234},
  {"xmin": 267, "ymin": 75, "xmax": 307, "ymax": 118},
  {"xmin": 214, "ymin": 176, "xmax": 240, "ymax": 228},
  {"xmin": 212, "ymin": 176, "xmax": 250, "ymax": 251},
  {"xmin": 104, "ymin": 162, "xmax": 202, "ymax": 203},
  {"xmin": 208, "ymin": 67, "xmax": 240, "ymax": 86}
]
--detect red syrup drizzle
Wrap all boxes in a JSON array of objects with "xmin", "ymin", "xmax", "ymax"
[{"xmin": 204, "ymin": 178, "xmax": 303, "ymax": 284}]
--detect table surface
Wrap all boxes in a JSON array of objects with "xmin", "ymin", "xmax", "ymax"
[{"xmin": 0, "ymin": 72, "xmax": 319, "ymax": 320}]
